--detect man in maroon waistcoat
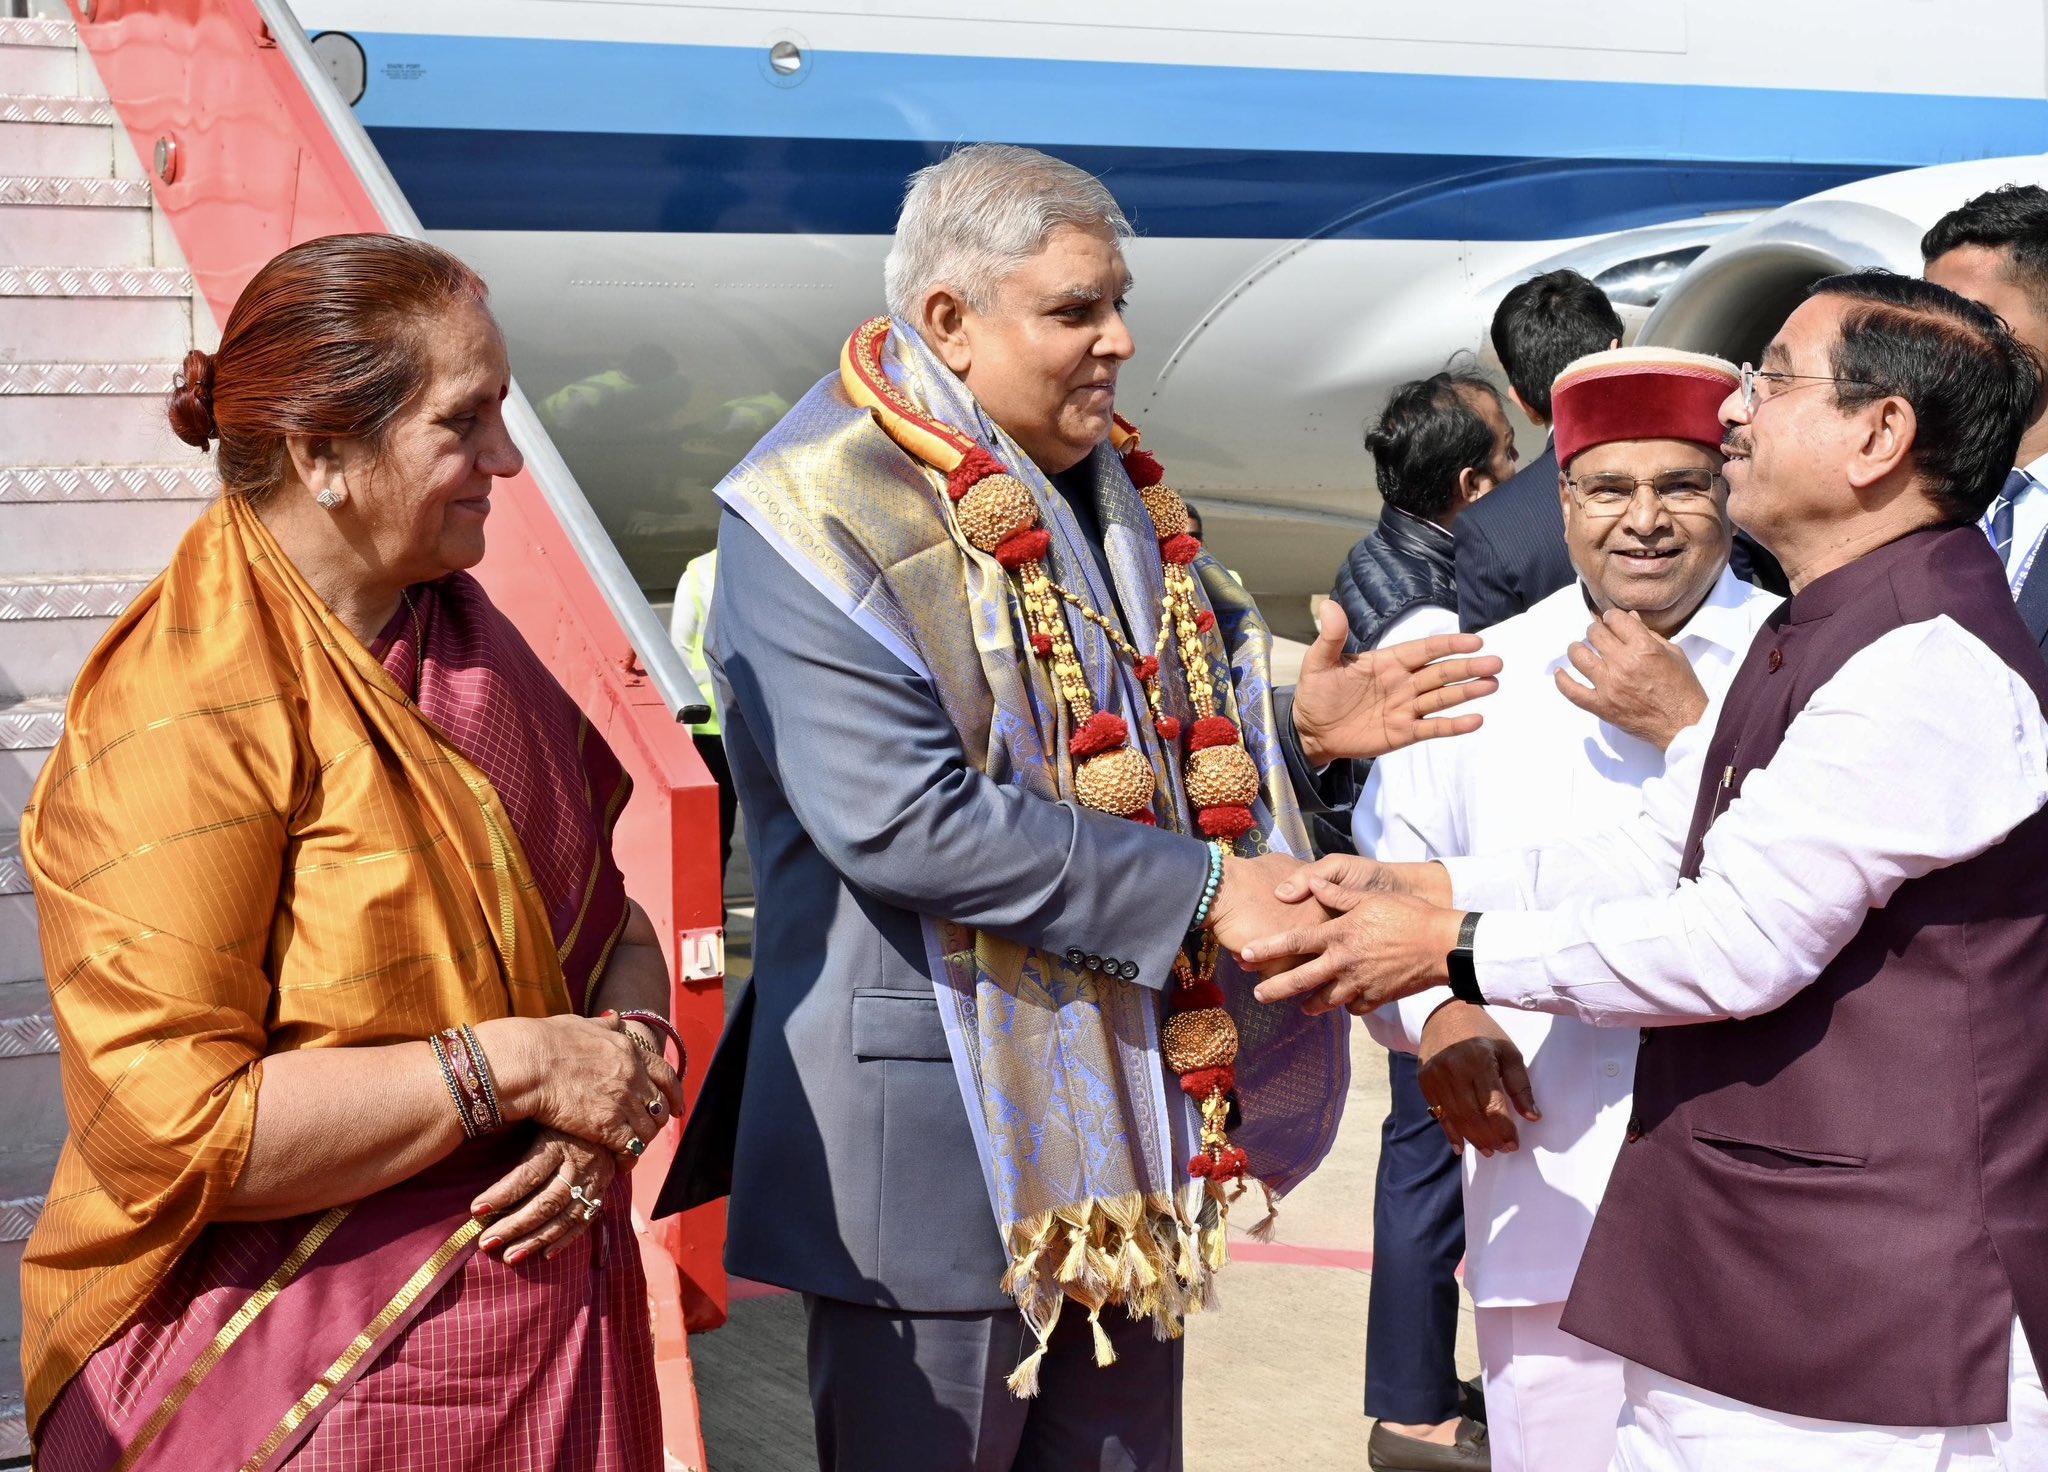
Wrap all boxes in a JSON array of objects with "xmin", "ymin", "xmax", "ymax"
[{"xmin": 1239, "ymin": 271, "xmax": 2048, "ymax": 1468}]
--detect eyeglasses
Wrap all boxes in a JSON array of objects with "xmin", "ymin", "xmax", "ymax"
[
  {"xmin": 1565, "ymin": 470, "xmax": 1724, "ymax": 519},
  {"xmin": 1738, "ymin": 363, "xmax": 1875, "ymax": 413}
]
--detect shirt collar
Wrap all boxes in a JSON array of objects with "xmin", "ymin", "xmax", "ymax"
[
  {"xmin": 2020, "ymin": 450, "xmax": 2048, "ymax": 492},
  {"xmin": 1571, "ymin": 564, "xmax": 1771, "ymax": 657}
]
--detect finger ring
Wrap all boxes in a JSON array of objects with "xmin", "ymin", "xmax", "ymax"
[
  {"xmin": 568, "ymin": 1184, "xmax": 602, "ymax": 1221},
  {"xmin": 625, "ymin": 1136, "xmax": 645, "ymax": 1158},
  {"xmin": 1427, "ymin": 1104, "xmax": 1444, "ymax": 1120},
  {"xmin": 648, "ymin": 1097, "xmax": 665, "ymax": 1116}
]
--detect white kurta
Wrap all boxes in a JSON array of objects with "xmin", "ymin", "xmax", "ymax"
[
  {"xmin": 1354, "ymin": 569, "xmax": 1780, "ymax": 1308},
  {"xmin": 1441, "ymin": 605, "xmax": 2048, "ymax": 1468}
]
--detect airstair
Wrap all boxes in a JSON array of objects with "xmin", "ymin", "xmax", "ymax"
[
  {"xmin": 0, "ymin": 5, "xmax": 722, "ymax": 1465},
  {"xmin": 0, "ymin": 11, "xmax": 214, "ymax": 1458}
]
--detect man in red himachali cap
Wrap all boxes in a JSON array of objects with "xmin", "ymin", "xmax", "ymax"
[
  {"xmin": 1349, "ymin": 345, "xmax": 1782, "ymax": 1472},
  {"xmin": 1249, "ymin": 274, "xmax": 2048, "ymax": 1469}
]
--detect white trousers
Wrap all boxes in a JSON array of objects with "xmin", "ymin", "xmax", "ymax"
[
  {"xmin": 1609, "ymin": 1318, "xmax": 2048, "ymax": 1472},
  {"xmin": 1475, "ymin": 1302, "xmax": 1626, "ymax": 1472}
]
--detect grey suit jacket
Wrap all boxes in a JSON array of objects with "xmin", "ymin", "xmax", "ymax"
[{"xmin": 662, "ymin": 511, "xmax": 1238, "ymax": 1311}]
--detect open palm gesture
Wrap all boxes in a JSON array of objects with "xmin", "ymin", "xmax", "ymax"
[{"xmin": 1291, "ymin": 601, "xmax": 1501, "ymax": 767}]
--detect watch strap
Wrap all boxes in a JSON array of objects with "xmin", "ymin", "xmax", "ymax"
[{"xmin": 1446, "ymin": 910, "xmax": 1484, "ymax": 1005}]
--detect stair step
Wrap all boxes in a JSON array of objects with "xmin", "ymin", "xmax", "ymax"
[
  {"xmin": 0, "ymin": 19, "xmax": 79, "ymax": 99},
  {"xmin": 0, "ymin": 463, "xmax": 212, "ymax": 500},
  {"xmin": 0, "ymin": 175, "xmax": 148, "ymax": 208},
  {"xmin": 0, "ymin": 697, "xmax": 62, "ymax": 827},
  {"xmin": 0, "ymin": 894, "xmax": 36, "ymax": 987},
  {"xmin": 0, "ymin": 360, "xmax": 179, "ymax": 464},
  {"xmin": 0, "ymin": 267, "xmax": 192, "ymax": 363},
  {"xmin": 0, "ymin": 572, "xmax": 152, "ymax": 702},
  {"xmin": 0, "ymin": 499, "xmax": 199, "ymax": 577},
  {"xmin": 0, "ymin": 95, "xmax": 116, "ymax": 179},
  {"xmin": 0, "ymin": 177, "xmax": 155, "ymax": 270}
]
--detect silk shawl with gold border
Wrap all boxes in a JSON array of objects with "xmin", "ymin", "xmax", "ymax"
[
  {"xmin": 714, "ymin": 319, "xmax": 1349, "ymax": 1384},
  {"xmin": 18, "ymin": 494, "xmax": 577, "ymax": 1432}
]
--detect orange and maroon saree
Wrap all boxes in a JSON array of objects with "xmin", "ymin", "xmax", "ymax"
[{"xmin": 21, "ymin": 493, "xmax": 655, "ymax": 1469}]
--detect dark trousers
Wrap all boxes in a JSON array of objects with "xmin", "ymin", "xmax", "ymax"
[
  {"xmin": 805, "ymin": 1294, "xmax": 1182, "ymax": 1472},
  {"xmin": 693, "ymin": 731, "xmax": 738, "ymax": 875},
  {"xmin": 1365, "ymin": 1050, "xmax": 1466, "ymax": 1423}
]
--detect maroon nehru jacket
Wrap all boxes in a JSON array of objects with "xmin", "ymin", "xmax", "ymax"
[{"xmin": 1560, "ymin": 524, "xmax": 2048, "ymax": 1427}]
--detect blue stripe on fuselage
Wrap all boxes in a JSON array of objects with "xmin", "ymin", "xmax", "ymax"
[
  {"xmin": 370, "ymin": 128, "xmax": 1887, "ymax": 240},
  {"xmin": 345, "ymin": 32, "xmax": 2048, "ymax": 165}
]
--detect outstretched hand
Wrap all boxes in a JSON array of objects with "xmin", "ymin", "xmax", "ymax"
[
  {"xmin": 1241, "ymin": 877, "xmax": 1463, "ymax": 1016},
  {"xmin": 1291, "ymin": 601, "xmax": 1501, "ymax": 767},
  {"xmin": 1272, "ymin": 851, "xmax": 1453, "ymax": 908}
]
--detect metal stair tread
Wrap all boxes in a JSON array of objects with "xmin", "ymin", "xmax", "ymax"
[
  {"xmin": 0, "ymin": 464, "xmax": 212, "ymax": 500},
  {"xmin": 0, "ymin": 94, "xmax": 111, "ymax": 126},
  {"xmin": 0, "ymin": 696, "xmax": 64, "ymax": 752},
  {"xmin": 0, "ymin": 175, "xmax": 149, "ymax": 208},
  {"xmin": 0, "ymin": 265, "xmax": 190, "ymax": 297},
  {"xmin": 0, "ymin": 18, "xmax": 76, "ymax": 48},
  {"xmin": 0, "ymin": 361, "xmax": 178, "ymax": 394},
  {"xmin": 0, "ymin": 572, "xmax": 154, "ymax": 621}
]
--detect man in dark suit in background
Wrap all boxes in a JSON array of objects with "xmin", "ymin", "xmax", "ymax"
[
  {"xmin": 1452, "ymin": 271, "xmax": 1624, "ymax": 632},
  {"xmin": 1924, "ymin": 183, "xmax": 2048, "ymax": 661}
]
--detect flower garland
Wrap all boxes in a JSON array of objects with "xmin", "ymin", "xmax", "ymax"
[{"xmin": 842, "ymin": 317, "xmax": 1256, "ymax": 1188}]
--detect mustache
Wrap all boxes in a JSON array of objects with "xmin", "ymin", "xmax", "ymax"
[{"xmin": 1721, "ymin": 432, "xmax": 1751, "ymax": 456}]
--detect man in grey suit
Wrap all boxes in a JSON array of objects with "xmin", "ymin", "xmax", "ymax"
[
  {"xmin": 1924, "ymin": 183, "xmax": 2048, "ymax": 661},
  {"xmin": 660, "ymin": 145, "xmax": 1500, "ymax": 1472}
]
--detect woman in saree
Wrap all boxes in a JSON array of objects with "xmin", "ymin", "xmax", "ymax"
[{"xmin": 21, "ymin": 233, "xmax": 684, "ymax": 1471}]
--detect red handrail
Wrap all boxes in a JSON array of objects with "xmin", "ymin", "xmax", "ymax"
[{"xmin": 67, "ymin": 2, "xmax": 728, "ymax": 1464}]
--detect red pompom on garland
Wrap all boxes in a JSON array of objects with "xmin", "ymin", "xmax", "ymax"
[
  {"xmin": 1188, "ymin": 716, "xmax": 1241, "ymax": 752},
  {"xmin": 1160, "ymin": 533, "xmax": 1202, "ymax": 566},
  {"xmin": 1198, "ymin": 805, "xmax": 1257, "ymax": 840},
  {"xmin": 1122, "ymin": 448, "xmax": 1166, "ymax": 488},
  {"xmin": 1179, "ymin": 1064, "xmax": 1236, "ymax": 1100},
  {"xmin": 1195, "ymin": 610, "xmax": 1217, "ymax": 634},
  {"xmin": 1129, "ymin": 809, "xmax": 1158, "ymax": 826},
  {"xmin": 1029, "ymin": 633, "xmax": 1054, "ymax": 657},
  {"xmin": 993, "ymin": 528, "xmax": 1052, "ymax": 569},
  {"xmin": 1069, "ymin": 711, "xmax": 1130, "ymax": 759},
  {"xmin": 1178, "ymin": 978, "xmax": 1227, "ymax": 1012},
  {"xmin": 946, "ymin": 446, "xmax": 1007, "ymax": 501},
  {"xmin": 1189, "ymin": 1145, "xmax": 1251, "ymax": 1181},
  {"xmin": 1154, "ymin": 716, "xmax": 1182, "ymax": 744},
  {"xmin": 1132, "ymin": 655, "xmax": 1160, "ymax": 682}
]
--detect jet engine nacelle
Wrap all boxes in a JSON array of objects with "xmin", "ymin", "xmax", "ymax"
[{"xmin": 1641, "ymin": 155, "xmax": 2048, "ymax": 364}]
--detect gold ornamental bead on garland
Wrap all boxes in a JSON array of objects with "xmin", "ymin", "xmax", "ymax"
[
  {"xmin": 1186, "ymin": 743, "xmax": 1262, "ymax": 809},
  {"xmin": 955, "ymin": 474, "xmax": 1039, "ymax": 552},
  {"xmin": 1162, "ymin": 1007, "xmax": 1239, "ymax": 1072},
  {"xmin": 1075, "ymin": 745, "xmax": 1157, "ymax": 815},
  {"xmin": 1139, "ymin": 483, "xmax": 1189, "ymax": 540}
]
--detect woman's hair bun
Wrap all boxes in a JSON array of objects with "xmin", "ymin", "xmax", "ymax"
[{"xmin": 168, "ymin": 348, "xmax": 217, "ymax": 450}]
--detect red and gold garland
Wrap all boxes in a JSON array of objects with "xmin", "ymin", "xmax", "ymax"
[{"xmin": 842, "ymin": 317, "xmax": 1255, "ymax": 1187}]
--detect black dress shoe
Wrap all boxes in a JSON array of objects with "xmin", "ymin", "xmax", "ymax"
[
  {"xmin": 1458, "ymin": 1375, "xmax": 1488, "ymax": 1425},
  {"xmin": 1367, "ymin": 1416, "xmax": 1491, "ymax": 1471}
]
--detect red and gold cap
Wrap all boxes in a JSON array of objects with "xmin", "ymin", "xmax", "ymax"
[{"xmin": 1550, "ymin": 346, "xmax": 1740, "ymax": 469}]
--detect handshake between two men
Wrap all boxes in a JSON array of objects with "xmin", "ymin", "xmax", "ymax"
[{"xmin": 1203, "ymin": 600, "xmax": 1715, "ymax": 1159}]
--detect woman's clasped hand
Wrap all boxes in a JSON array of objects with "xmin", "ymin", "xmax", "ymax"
[{"xmin": 467, "ymin": 1012, "xmax": 687, "ymax": 1264}]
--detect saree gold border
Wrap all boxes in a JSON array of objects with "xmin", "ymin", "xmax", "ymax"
[
  {"xmin": 110, "ymin": 1206, "xmax": 353, "ymax": 1472},
  {"xmin": 240, "ymin": 1216, "xmax": 485, "ymax": 1472}
]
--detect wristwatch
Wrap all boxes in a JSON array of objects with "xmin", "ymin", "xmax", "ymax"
[{"xmin": 1445, "ymin": 911, "xmax": 1484, "ymax": 1005}]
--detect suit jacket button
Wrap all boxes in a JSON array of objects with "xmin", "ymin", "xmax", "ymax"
[
  {"xmin": 1625, "ymin": 1116, "xmax": 1643, "ymax": 1142},
  {"xmin": 1085, "ymin": 953, "xmax": 1103, "ymax": 971},
  {"xmin": 1119, "ymin": 960, "xmax": 1139, "ymax": 980},
  {"xmin": 1065, "ymin": 947, "xmax": 1086, "ymax": 968}
]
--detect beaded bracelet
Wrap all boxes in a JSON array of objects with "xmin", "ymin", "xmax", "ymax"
[
  {"xmin": 1189, "ymin": 840, "xmax": 1226, "ymax": 932},
  {"xmin": 436, "ymin": 1024, "xmax": 506, "ymax": 1138}
]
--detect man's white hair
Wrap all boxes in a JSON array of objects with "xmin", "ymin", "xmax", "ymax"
[{"xmin": 883, "ymin": 144, "xmax": 1133, "ymax": 321}]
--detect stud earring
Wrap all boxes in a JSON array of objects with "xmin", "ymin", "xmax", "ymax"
[{"xmin": 315, "ymin": 487, "xmax": 344, "ymax": 510}]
